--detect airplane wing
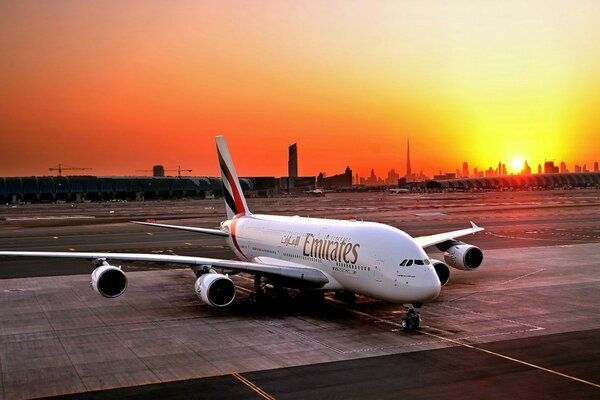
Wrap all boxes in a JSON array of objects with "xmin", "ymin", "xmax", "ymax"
[
  {"xmin": 0, "ymin": 251, "xmax": 328, "ymax": 287},
  {"xmin": 132, "ymin": 221, "xmax": 229, "ymax": 237},
  {"xmin": 413, "ymin": 221, "xmax": 484, "ymax": 249}
]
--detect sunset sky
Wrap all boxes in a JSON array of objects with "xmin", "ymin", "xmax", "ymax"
[{"xmin": 1, "ymin": 1, "xmax": 599, "ymax": 178}]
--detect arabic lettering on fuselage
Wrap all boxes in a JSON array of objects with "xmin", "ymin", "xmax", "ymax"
[{"xmin": 280, "ymin": 234, "xmax": 301, "ymax": 247}]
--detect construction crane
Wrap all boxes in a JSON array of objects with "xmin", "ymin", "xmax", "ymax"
[
  {"xmin": 49, "ymin": 163, "xmax": 92, "ymax": 177},
  {"xmin": 136, "ymin": 166, "xmax": 192, "ymax": 178},
  {"xmin": 170, "ymin": 166, "xmax": 192, "ymax": 178}
]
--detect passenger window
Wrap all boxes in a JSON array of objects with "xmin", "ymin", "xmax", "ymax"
[
  {"xmin": 406, "ymin": 260, "xmax": 413, "ymax": 266},
  {"xmin": 415, "ymin": 260, "xmax": 424, "ymax": 265}
]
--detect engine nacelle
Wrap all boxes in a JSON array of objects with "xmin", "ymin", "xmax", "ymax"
[
  {"xmin": 90, "ymin": 264, "xmax": 128, "ymax": 298},
  {"xmin": 194, "ymin": 273, "xmax": 236, "ymax": 307},
  {"xmin": 430, "ymin": 259, "xmax": 450, "ymax": 286},
  {"xmin": 444, "ymin": 244, "xmax": 484, "ymax": 271}
]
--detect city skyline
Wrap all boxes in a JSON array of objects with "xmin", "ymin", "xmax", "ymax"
[{"xmin": 1, "ymin": 2, "xmax": 599, "ymax": 178}]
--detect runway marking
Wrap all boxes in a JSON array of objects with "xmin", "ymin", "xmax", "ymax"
[
  {"xmin": 418, "ymin": 330, "xmax": 600, "ymax": 389},
  {"xmin": 449, "ymin": 268, "xmax": 546, "ymax": 302},
  {"xmin": 440, "ymin": 303, "xmax": 544, "ymax": 332},
  {"xmin": 235, "ymin": 274, "xmax": 594, "ymax": 387},
  {"xmin": 332, "ymin": 306, "xmax": 598, "ymax": 389},
  {"xmin": 499, "ymin": 268, "xmax": 546, "ymax": 285},
  {"xmin": 232, "ymin": 372, "xmax": 276, "ymax": 400}
]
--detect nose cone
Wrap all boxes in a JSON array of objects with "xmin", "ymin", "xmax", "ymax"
[{"xmin": 413, "ymin": 269, "xmax": 442, "ymax": 303}]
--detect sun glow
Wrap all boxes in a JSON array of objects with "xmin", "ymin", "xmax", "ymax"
[{"xmin": 510, "ymin": 158, "xmax": 525, "ymax": 173}]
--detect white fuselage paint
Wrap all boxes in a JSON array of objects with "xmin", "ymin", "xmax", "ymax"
[{"xmin": 222, "ymin": 214, "xmax": 441, "ymax": 304}]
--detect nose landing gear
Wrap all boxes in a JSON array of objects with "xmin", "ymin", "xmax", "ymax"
[{"xmin": 401, "ymin": 305, "xmax": 421, "ymax": 331}]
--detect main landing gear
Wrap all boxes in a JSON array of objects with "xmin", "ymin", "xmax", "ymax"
[
  {"xmin": 249, "ymin": 274, "xmax": 288, "ymax": 304},
  {"xmin": 401, "ymin": 305, "xmax": 422, "ymax": 331}
]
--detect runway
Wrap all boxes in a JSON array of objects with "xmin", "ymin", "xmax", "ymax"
[{"xmin": 1, "ymin": 191, "xmax": 599, "ymax": 399}]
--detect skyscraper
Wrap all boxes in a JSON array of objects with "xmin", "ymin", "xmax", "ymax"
[
  {"xmin": 288, "ymin": 143, "xmax": 298, "ymax": 178},
  {"xmin": 405, "ymin": 139, "xmax": 412, "ymax": 181},
  {"xmin": 560, "ymin": 161, "xmax": 567, "ymax": 174},
  {"xmin": 462, "ymin": 162, "xmax": 469, "ymax": 178},
  {"xmin": 594, "ymin": 162, "xmax": 599, "ymax": 172}
]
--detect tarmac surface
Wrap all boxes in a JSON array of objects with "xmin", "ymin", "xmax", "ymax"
[{"xmin": 0, "ymin": 190, "xmax": 599, "ymax": 399}]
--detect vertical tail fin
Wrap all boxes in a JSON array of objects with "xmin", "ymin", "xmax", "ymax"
[{"xmin": 216, "ymin": 136, "xmax": 251, "ymax": 219}]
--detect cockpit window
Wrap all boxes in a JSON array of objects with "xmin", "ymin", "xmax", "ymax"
[
  {"xmin": 424, "ymin": 259, "xmax": 430, "ymax": 265},
  {"xmin": 406, "ymin": 260, "xmax": 413, "ymax": 266},
  {"xmin": 415, "ymin": 260, "xmax": 424, "ymax": 265},
  {"xmin": 400, "ymin": 259, "xmax": 407, "ymax": 266}
]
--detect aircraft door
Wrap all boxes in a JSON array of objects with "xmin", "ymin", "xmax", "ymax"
[{"xmin": 374, "ymin": 259, "xmax": 384, "ymax": 283}]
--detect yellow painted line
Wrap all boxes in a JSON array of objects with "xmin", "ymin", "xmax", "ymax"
[
  {"xmin": 419, "ymin": 330, "xmax": 600, "ymax": 389},
  {"xmin": 52, "ymin": 236, "xmax": 59, "ymax": 240},
  {"xmin": 184, "ymin": 242, "xmax": 193, "ymax": 246},
  {"xmin": 68, "ymin": 247, "xmax": 76, "ymax": 251},
  {"xmin": 146, "ymin": 232, "xmax": 153, "ymax": 235},
  {"xmin": 325, "ymin": 302, "xmax": 600, "ymax": 389},
  {"xmin": 26, "ymin": 372, "xmax": 230, "ymax": 400},
  {"xmin": 232, "ymin": 372, "xmax": 276, "ymax": 400}
]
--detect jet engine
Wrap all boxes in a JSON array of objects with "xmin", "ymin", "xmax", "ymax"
[
  {"xmin": 443, "ymin": 243, "xmax": 484, "ymax": 271},
  {"xmin": 194, "ymin": 273, "xmax": 236, "ymax": 307},
  {"xmin": 90, "ymin": 264, "xmax": 128, "ymax": 298},
  {"xmin": 430, "ymin": 259, "xmax": 450, "ymax": 286}
]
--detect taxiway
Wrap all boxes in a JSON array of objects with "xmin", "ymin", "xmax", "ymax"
[{"xmin": 1, "ymin": 191, "xmax": 599, "ymax": 399}]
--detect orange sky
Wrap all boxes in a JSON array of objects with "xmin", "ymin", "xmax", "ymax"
[{"xmin": 1, "ymin": 1, "xmax": 599, "ymax": 178}]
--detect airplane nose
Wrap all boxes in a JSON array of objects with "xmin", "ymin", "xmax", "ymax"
[{"xmin": 415, "ymin": 270, "xmax": 441, "ymax": 302}]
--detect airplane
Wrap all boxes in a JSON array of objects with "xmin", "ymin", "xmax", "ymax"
[
  {"xmin": 388, "ymin": 188, "xmax": 410, "ymax": 194},
  {"xmin": 305, "ymin": 188, "xmax": 325, "ymax": 196},
  {"xmin": 0, "ymin": 136, "xmax": 484, "ymax": 330}
]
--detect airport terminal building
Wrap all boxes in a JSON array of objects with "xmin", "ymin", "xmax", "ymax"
[
  {"xmin": 424, "ymin": 172, "xmax": 600, "ymax": 191},
  {"xmin": 0, "ymin": 176, "xmax": 253, "ymax": 203}
]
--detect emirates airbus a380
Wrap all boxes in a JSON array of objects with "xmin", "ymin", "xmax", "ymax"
[{"xmin": 0, "ymin": 136, "xmax": 485, "ymax": 330}]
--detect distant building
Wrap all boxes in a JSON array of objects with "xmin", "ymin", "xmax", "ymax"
[
  {"xmin": 153, "ymin": 165, "xmax": 165, "ymax": 177},
  {"xmin": 364, "ymin": 168, "xmax": 382, "ymax": 186},
  {"xmin": 433, "ymin": 172, "xmax": 457, "ymax": 180},
  {"xmin": 287, "ymin": 143, "xmax": 298, "ymax": 189},
  {"xmin": 522, "ymin": 160, "xmax": 531, "ymax": 175},
  {"xmin": 317, "ymin": 166, "xmax": 352, "ymax": 189},
  {"xmin": 574, "ymin": 164, "xmax": 582, "ymax": 173},
  {"xmin": 560, "ymin": 161, "xmax": 567, "ymax": 174},
  {"xmin": 595, "ymin": 162, "xmax": 599, "ymax": 172},
  {"xmin": 462, "ymin": 162, "xmax": 469, "ymax": 178},
  {"xmin": 405, "ymin": 139, "xmax": 412, "ymax": 182},
  {"xmin": 544, "ymin": 161, "xmax": 559, "ymax": 174},
  {"xmin": 537, "ymin": 164, "xmax": 542, "ymax": 174},
  {"xmin": 288, "ymin": 143, "xmax": 298, "ymax": 178},
  {"xmin": 386, "ymin": 169, "xmax": 400, "ymax": 185}
]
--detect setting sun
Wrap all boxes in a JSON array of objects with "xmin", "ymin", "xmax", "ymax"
[{"xmin": 510, "ymin": 158, "xmax": 525, "ymax": 174}]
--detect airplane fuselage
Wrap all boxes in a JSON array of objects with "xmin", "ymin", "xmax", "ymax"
[{"xmin": 222, "ymin": 214, "xmax": 441, "ymax": 304}]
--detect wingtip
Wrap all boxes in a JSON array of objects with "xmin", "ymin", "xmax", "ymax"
[{"xmin": 470, "ymin": 221, "xmax": 484, "ymax": 231}]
